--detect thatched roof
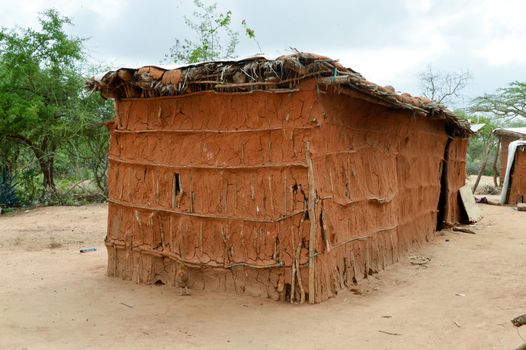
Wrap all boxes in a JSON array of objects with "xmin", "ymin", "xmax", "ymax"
[{"xmin": 87, "ymin": 52, "xmax": 471, "ymax": 135}]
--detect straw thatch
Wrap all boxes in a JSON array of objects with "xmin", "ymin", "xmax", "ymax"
[{"xmin": 87, "ymin": 52, "xmax": 471, "ymax": 136}]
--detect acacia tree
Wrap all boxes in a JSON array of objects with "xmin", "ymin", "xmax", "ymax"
[
  {"xmin": 165, "ymin": 0, "xmax": 258, "ymax": 64},
  {"xmin": 67, "ymin": 87, "xmax": 114, "ymax": 197},
  {"xmin": 0, "ymin": 10, "xmax": 93, "ymax": 195},
  {"xmin": 469, "ymin": 82, "xmax": 526, "ymax": 189},
  {"xmin": 471, "ymin": 81, "xmax": 526, "ymax": 122}
]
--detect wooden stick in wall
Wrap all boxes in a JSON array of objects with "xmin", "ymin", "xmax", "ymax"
[
  {"xmin": 172, "ymin": 174, "xmax": 177, "ymax": 209},
  {"xmin": 268, "ymin": 176, "xmax": 275, "ymax": 215},
  {"xmin": 283, "ymin": 175, "xmax": 287, "ymax": 215},
  {"xmin": 223, "ymin": 178, "xmax": 228, "ymax": 214},
  {"xmin": 250, "ymin": 175, "xmax": 255, "ymax": 201},
  {"xmin": 189, "ymin": 174, "xmax": 194, "ymax": 213},
  {"xmin": 295, "ymin": 239, "xmax": 306, "ymax": 304},
  {"xmin": 305, "ymin": 141, "xmax": 317, "ymax": 304},
  {"xmin": 234, "ymin": 176, "xmax": 238, "ymax": 213},
  {"xmin": 113, "ymin": 245, "xmax": 117, "ymax": 276},
  {"xmin": 199, "ymin": 222, "xmax": 203, "ymax": 252},
  {"xmin": 159, "ymin": 218, "xmax": 165, "ymax": 250},
  {"xmin": 290, "ymin": 225, "xmax": 295, "ymax": 304}
]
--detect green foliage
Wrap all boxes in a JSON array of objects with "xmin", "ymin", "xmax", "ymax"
[
  {"xmin": 0, "ymin": 9, "xmax": 85, "ymax": 190},
  {"xmin": 471, "ymin": 81, "xmax": 526, "ymax": 121},
  {"xmin": 0, "ymin": 9, "xmax": 112, "ymax": 205},
  {"xmin": 467, "ymin": 80, "xmax": 526, "ymax": 178},
  {"xmin": 165, "ymin": 0, "xmax": 259, "ymax": 64},
  {"xmin": 455, "ymin": 111, "xmax": 499, "ymax": 176},
  {"xmin": 165, "ymin": 0, "xmax": 238, "ymax": 63}
]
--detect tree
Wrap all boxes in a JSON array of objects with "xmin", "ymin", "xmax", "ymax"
[
  {"xmin": 468, "ymin": 116, "xmax": 498, "ymax": 190},
  {"xmin": 0, "ymin": 9, "xmax": 101, "ymax": 197},
  {"xmin": 471, "ymin": 81, "xmax": 526, "ymax": 122},
  {"xmin": 164, "ymin": 0, "xmax": 259, "ymax": 64},
  {"xmin": 418, "ymin": 65, "xmax": 472, "ymax": 106},
  {"xmin": 66, "ymin": 86, "xmax": 114, "ymax": 197}
]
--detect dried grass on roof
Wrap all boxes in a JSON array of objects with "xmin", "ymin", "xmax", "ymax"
[{"xmin": 86, "ymin": 52, "xmax": 471, "ymax": 135}]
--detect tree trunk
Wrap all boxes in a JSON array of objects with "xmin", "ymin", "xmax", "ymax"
[
  {"xmin": 34, "ymin": 137, "xmax": 56, "ymax": 192},
  {"xmin": 39, "ymin": 156, "xmax": 55, "ymax": 189},
  {"xmin": 473, "ymin": 141, "xmax": 491, "ymax": 193},
  {"xmin": 7, "ymin": 134, "xmax": 56, "ymax": 191}
]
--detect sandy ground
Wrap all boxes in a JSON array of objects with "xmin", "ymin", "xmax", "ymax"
[{"xmin": 0, "ymin": 203, "xmax": 525, "ymax": 350}]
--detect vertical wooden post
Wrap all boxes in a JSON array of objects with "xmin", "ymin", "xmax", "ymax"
[
  {"xmin": 268, "ymin": 176, "xmax": 275, "ymax": 215},
  {"xmin": 492, "ymin": 139, "xmax": 501, "ymax": 187},
  {"xmin": 305, "ymin": 142, "xmax": 317, "ymax": 304},
  {"xmin": 283, "ymin": 175, "xmax": 287, "ymax": 215},
  {"xmin": 172, "ymin": 174, "xmax": 177, "ymax": 208},
  {"xmin": 290, "ymin": 225, "xmax": 295, "ymax": 304},
  {"xmin": 223, "ymin": 175, "xmax": 228, "ymax": 214},
  {"xmin": 159, "ymin": 217, "xmax": 165, "ymax": 250},
  {"xmin": 233, "ymin": 175, "xmax": 238, "ymax": 213},
  {"xmin": 189, "ymin": 174, "xmax": 194, "ymax": 213},
  {"xmin": 112, "ymin": 245, "xmax": 117, "ymax": 276}
]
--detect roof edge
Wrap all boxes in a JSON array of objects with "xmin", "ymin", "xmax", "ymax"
[{"xmin": 86, "ymin": 52, "xmax": 472, "ymax": 135}]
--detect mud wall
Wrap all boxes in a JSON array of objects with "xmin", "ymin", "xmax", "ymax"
[
  {"xmin": 107, "ymin": 81, "xmax": 325, "ymax": 301},
  {"xmin": 290, "ymin": 88, "xmax": 452, "ymax": 302},
  {"xmin": 106, "ymin": 79, "xmax": 464, "ymax": 303},
  {"xmin": 443, "ymin": 138, "xmax": 468, "ymax": 225},
  {"xmin": 509, "ymin": 148, "xmax": 526, "ymax": 204},
  {"xmin": 306, "ymin": 88, "xmax": 452, "ymax": 302}
]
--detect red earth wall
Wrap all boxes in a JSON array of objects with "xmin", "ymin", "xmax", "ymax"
[
  {"xmin": 444, "ymin": 138, "xmax": 468, "ymax": 225},
  {"xmin": 509, "ymin": 148, "xmax": 526, "ymax": 204},
  {"xmin": 309, "ymin": 88, "xmax": 451, "ymax": 301}
]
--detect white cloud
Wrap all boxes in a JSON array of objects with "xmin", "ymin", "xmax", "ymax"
[
  {"xmin": 402, "ymin": 0, "xmax": 432, "ymax": 14},
  {"xmin": 469, "ymin": 0, "xmax": 526, "ymax": 65},
  {"xmin": 476, "ymin": 34, "xmax": 526, "ymax": 65}
]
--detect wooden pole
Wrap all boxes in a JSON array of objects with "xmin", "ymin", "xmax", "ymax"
[
  {"xmin": 290, "ymin": 225, "xmax": 295, "ymax": 304},
  {"xmin": 305, "ymin": 142, "xmax": 317, "ymax": 304},
  {"xmin": 492, "ymin": 139, "xmax": 501, "ymax": 187},
  {"xmin": 295, "ymin": 244, "xmax": 305, "ymax": 304}
]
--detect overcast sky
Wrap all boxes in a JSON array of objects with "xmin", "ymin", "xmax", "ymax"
[{"xmin": 1, "ymin": 0, "xmax": 525, "ymax": 108}]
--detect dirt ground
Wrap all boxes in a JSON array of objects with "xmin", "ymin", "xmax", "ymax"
[{"xmin": 0, "ymin": 202, "xmax": 525, "ymax": 350}]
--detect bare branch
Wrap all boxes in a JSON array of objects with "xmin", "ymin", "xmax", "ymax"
[
  {"xmin": 471, "ymin": 81, "xmax": 526, "ymax": 121},
  {"xmin": 418, "ymin": 65, "xmax": 472, "ymax": 106}
]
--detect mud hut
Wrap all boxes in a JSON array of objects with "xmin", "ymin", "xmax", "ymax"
[
  {"xmin": 493, "ymin": 127, "xmax": 526, "ymax": 181},
  {"xmin": 506, "ymin": 144, "xmax": 526, "ymax": 204},
  {"xmin": 499, "ymin": 139, "xmax": 526, "ymax": 204},
  {"xmin": 88, "ymin": 53, "xmax": 471, "ymax": 303}
]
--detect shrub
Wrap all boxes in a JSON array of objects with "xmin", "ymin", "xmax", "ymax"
[{"xmin": 0, "ymin": 168, "xmax": 19, "ymax": 207}]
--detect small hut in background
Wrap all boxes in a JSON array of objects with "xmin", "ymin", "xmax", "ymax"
[
  {"xmin": 506, "ymin": 144, "xmax": 526, "ymax": 204},
  {"xmin": 88, "ymin": 53, "xmax": 471, "ymax": 303},
  {"xmin": 494, "ymin": 127, "xmax": 526, "ymax": 182}
]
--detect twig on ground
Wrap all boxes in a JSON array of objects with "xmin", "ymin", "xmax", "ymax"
[
  {"xmin": 452, "ymin": 226, "xmax": 476, "ymax": 234},
  {"xmin": 378, "ymin": 330, "xmax": 401, "ymax": 336}
]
